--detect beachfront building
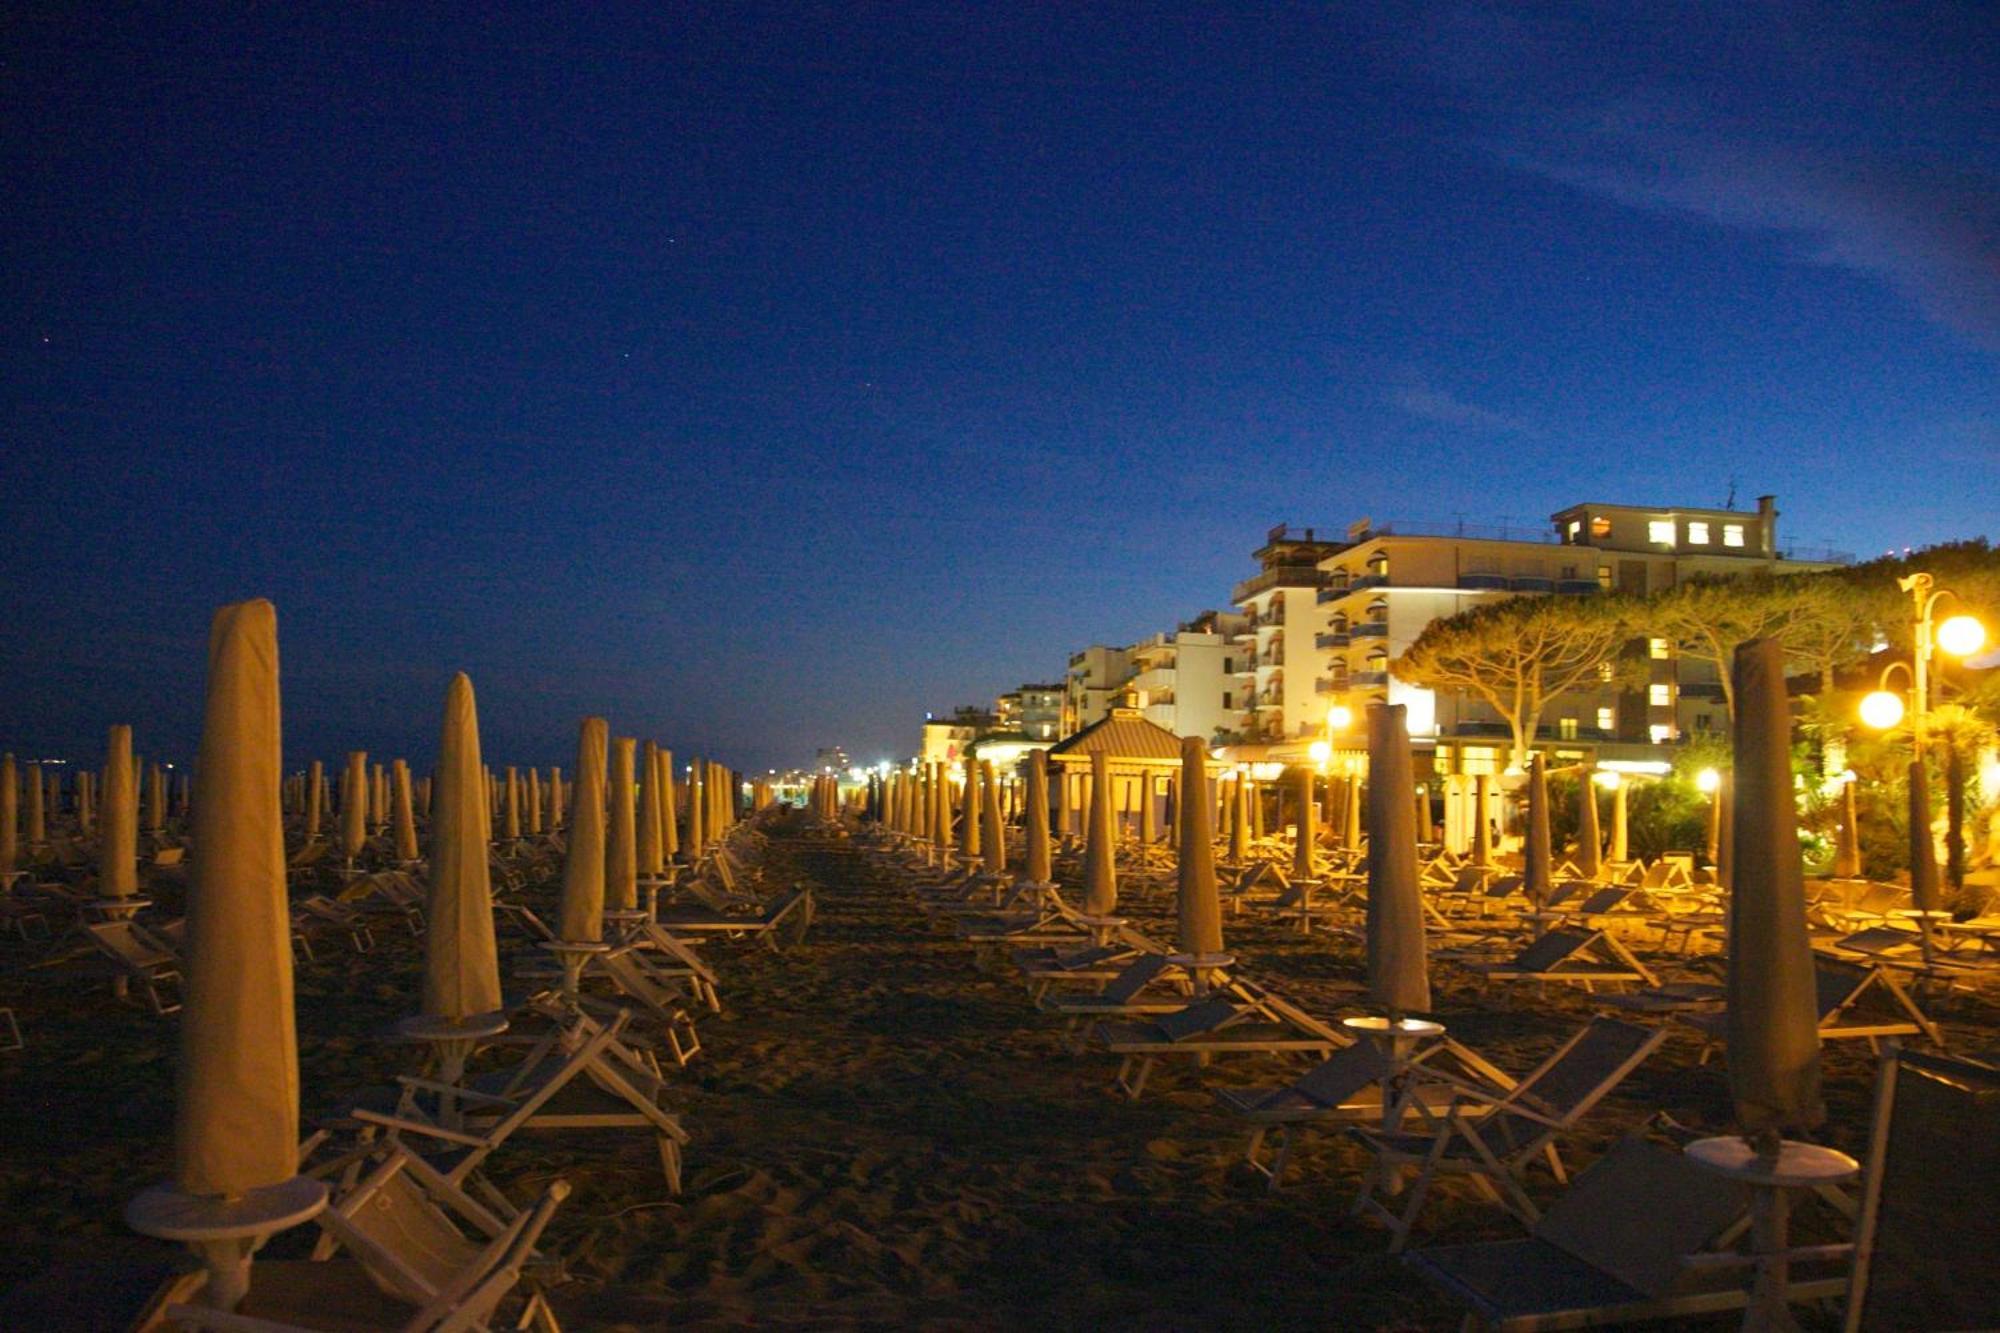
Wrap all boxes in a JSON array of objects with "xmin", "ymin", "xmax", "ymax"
[
  {"xmin": 995, "ymin": 684, "xmax": 1063, "ymax": 742},
  {"xmin": 1062, "ymin": 645, "xmax": 1132, "ymax": 737},
  {"xmin": 1313, "ymin": 495, "xmax": 1845, "ymax": 774},
  {"xmin": 1126, "ymin": 610, "xmax": 1249, "ymax": 742},
  {"xmin": 1230, "ymin": 526, "xmax": 1345, "ymax": 744},
  {"xmin": 919, "ymin": 705, "xmax": 996, "ymax": 768}
]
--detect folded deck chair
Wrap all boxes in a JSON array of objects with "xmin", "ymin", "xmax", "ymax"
[
  {"xmin": 1090, "ymin": 986, "xmax": 1346, "ymax": 1101},
  {"xmin": 627, "ymin": 923, "xmax": 723, "ymax": 1013},
  {"xmin": 1349, "ymin": 1016, "xmax": 1668, "ymax": 1250},
  {"xmin": 652, "ymin": 884, "xmax": 813, "ymax": 951},
  {"xmin": 584, "ymin": 949, "xmax": 703, "ymax": 1065},
  {"xmin": 1843, "ymin": 1048, "xmax": 2000, "ymax": 1332},
  {"xmin": 337, "ymin": 869, "xmax": 427, "ymax": 934},
  {"xmin": 369, "ymin": 1006, "xmax": 690, "ymax": 1196},
  {"xmin": 144, "ymin": 1169, "xmax": 568, "ymax": 1332},
  {"xmin": 1678, "ymin": 954, "xmax": 1941, "ymax": 1055},
  {"xmin": 1404, "ymin": 1135, "xmax": 1845, "ymax": 1331},
  {"xmin": 293, "ymin": 894, "xmax": 376, "ymax": 954},
  {"xmin": 1461, "ymin": 925, "xmax": 1657, "ymax": 991},
  {"xmin": 82, "ymin": 918, "xmax": 182, "ymax": 1014},
  {"xmin": 1040, "ymin": 954, "xmax": 1194, "ymax": 1021}
]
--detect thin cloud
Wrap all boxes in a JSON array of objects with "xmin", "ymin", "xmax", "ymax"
[
  {"xmin": 1390, "ymin": 376, "xmax": 1539, "ymax": 436},
  {"xmin": 1504, "ymin": 104, "xmax": 2000, "ymax": 353}
]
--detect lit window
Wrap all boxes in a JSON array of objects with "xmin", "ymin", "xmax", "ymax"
[
  {"xmin": 1649, "ymin": 683, "xmax": 1673, "ymax": 706},
  {"xmin": 1597, "ymin": 565, "xmax": 1612, "ymax": 589},
  {"xmin": 1567, "ymin": 520, "xmax": 1581, "ymax": 540},
  {"xmin": 1649, "ymin": 638, "xmax": 1670, "ymax": 659},
  {"xmin": 1648, "ymin": 723, "xmax": 1674, "ymax": 744},
  {"xmin": 1558, "ymin": 717, "xmax": 1579, "ymax": 740},
  {"xmin": 1647, "ymin": 520, "xmax": 1675, "ymax": 545},
  {"xmin": 1596, "ymin": 707, "xmax": 1615, "ymax": 731},
  {"xmin": 1723, "ymin": 524, "xmax": 1745, "ymax": 548},
  {"xmin": 1590, "ymin": 517, "xmax": 1611, "ymax": 538},
  {"xmin": 1687, "ymin": 521, "xmax": 1710, "ymax": 544},
  {"xmin": 1598, "ymin": 662, "xmax": 1615, "ymax": 682}
]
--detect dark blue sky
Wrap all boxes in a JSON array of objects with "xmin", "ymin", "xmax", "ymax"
[{"xmin": 4, "ymin": 4, "xmax": 1994, "ymax": 770}]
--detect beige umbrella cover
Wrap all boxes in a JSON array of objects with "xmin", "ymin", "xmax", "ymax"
[
  {"xmin": 556, "ymin": 719, "xmax": 609, "ymax": 943},
  {"xmin": 1472, "ymin": 773, "xmax": 1493, "ymax": 866},
  {"xmin": 390, "ymin": 759, "xmax": 420, "ymax": 862},
  {"xmin": 685, "ymin": 758, "xmax": 706, "ymax": 859},
  {"xmin": 1725, "ymin": 637, "xmax": 1824, "ymax": 1140},
  {"xmin": 341, "ymin": 751, "xmax": 367, "ymax": 860},
  {"xmin": 0, "ymin": 754, "xmax": 15, "ymax": 874},
  {"xmin": 1228, "ymin": 775, "xmax": 1249, "ymax": 863},
  {"xmin": 1176, "ymin": 737, "xmax": 1224, "ymax": 956},
  {"xmin": 1366, "ymin": 703, "xmax": 1431, "ymax": 1016},
  {"xmin": 657, "ymin": 749, "xmax": 679, "ymax": 860},
  {"xmin": 1524, "ymin": 754, "xmax": 1552, "ymax": 907},
  {"xmin": 1833, "ymin": 778, "xmax": 1860, "ymax": 878},
  {"xmin": 606, "ymin": 737, "xmax": 638, "ymax": 912},
  {"xmin": 503, "ymin": 766, "xmax": 521, "ymax": 842},
  {"xmin": 1082, "ymin": 750, "xmax": 1117, "ymax": 917},
  {"xmin": 1292, "ymin": 767, "xmax": 1317, "ymax": 881},
  {"xmin": 146, "ymin": 763, "xmax": 166, "ymax": 834},
  {"xmin": 931, "ymin": 762, "xmax": 953, "ymax": 859},
  {"xmin": 981, "ymin": 760, "xmax": 1006, "ymax": 876},
  {"xmin": 639, "ymin": 741, "xmax": 663, "ymax": 877},
  {"xmin": 550, "ymin": 765, "xmax": 565, "ymax": 829},
  {"xmin": 423, "ymin": 674, "xmax": 503, "ymax": 1021},
  {"xmin": 1343, "ymin": 773, "xmax": 1363, "ymax": 851},
  {"xmin": 1609, "ymin": 778, "xmax": 1630, "ymax": 863},
  {"xmin": 174, "ymin": 599, "xmax": 300, "ymax": 1197},
  {"xmin": 304, "ymin": 760, "xmax": 323, "ymax": 840},
  {"xmin": 101, "ymin": 728, "xmax": 138, "ymax": 896},
  {"xmin": 1024, "ymin": 750, "xmax": 1053, "ymax": 883},
  {"xmin": 1575, "ymin": 769, "xmax": 1602, "ymax": 880},
  {"xmin": 526, "ymin": 767, "xmax": 544, "ymax": 837},
  {"xmin": 960, "ymin": 760, "xmax": 982, "ymax": 860}
]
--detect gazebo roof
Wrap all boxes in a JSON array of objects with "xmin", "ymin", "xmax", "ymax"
[{"xmin": 1045, "ymin": 708, "xmax": 1185, "ymax": 765}]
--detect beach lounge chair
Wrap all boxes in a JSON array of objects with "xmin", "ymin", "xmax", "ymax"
[
  {"xmin": 82, "ymin": 918, "xmax": 183, "ymax": 1014},
  {"xmin": 1677, "ymin": 955, "xmax": 1942, "ymax": 1055},
  {"xmin": 652, "ymin": 884, "xmax": 813, "ymax": 951},
  {"xmin": 1349, "ymin": 1017, "xmax": 1667, "ymax": 1250},
  {"xmin": 1842, "ymin": 1048, "xmax": 2000, "ymax": 1331},
  {"xmin": 293, "ymin": 894, "xmax": 377, "ymax": 954},
  {"xmin": 369, "ymin": 1005, "xmax": 689, "ymax": 1196},
  {"xmin": 1088, "ymin": 984, "xmax": 1347, "ymax": 1100},
  {"xmin": 587, "ymin": 949, "xmax": 704, "ymax": 1065},
  {"xmin": 1039, "ymin": 954, "xmax": 1193, "ymax": 1022},
  {"xmin": 338, "ymin": 870, "xmax": 427, "ymax": 935},
  {"xmin": 1461, "ymin": 925, "xmax": 1657, "ymax": 991},
  {"xmin": 141, "ymin": 1165, "xmax": 568, "ymax": 1331},
  {"xmin": 1402, "ymin": 1135, "xmax": 1846, "ymax": 1330}
]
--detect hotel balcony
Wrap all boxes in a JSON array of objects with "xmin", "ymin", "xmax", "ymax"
[
  {"xmin": 1315, "ymin": 677, "xmax": 1349, "ymax": 695},
  {"xmin": 1351, "ymin": 621, "xmax": 1389, "ymax": 638},
  {"xmin": 1351, "ymin": 670, "xmax": 1389, "ymax": 688},
  {"xmin": 1314, "ymin": 631, "xmax": 1349, "ymax": 650},
  {"xmin": 1232, "ymin": 565, "xmax": 1333, "ymax": 604}
]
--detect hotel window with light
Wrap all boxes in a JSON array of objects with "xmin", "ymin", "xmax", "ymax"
[
  {"xmin": 1649, "ymin": 722, "xmax": 1674, "ymax": 744},
  {"xmin": 1597, "ymin": 662, "xmax": 1615, "ymax": 682},
  {"xmin": 1648, "ymin": 637, "xmax": 1670, "ymax": 659},
  {"xmin": 1558, "ymin": 717, "xmax": 1579, "ymax": 740},
  {"xmin": 1686, "ymin": 521, "xmax": 1710, "ymax": 544},
  {"xmin": 1647, "ymin": 519, "xmax": 1675, "ymax": 545},
  {"xmin": 1723, "ymin": 524, "xmax": 1745, "ymax": 548},
  {"xmin": 1597, "ymin": 564, "xmax": 1612, "ymax": 589},
  {"xmin": 1596, "ymin": 707, "xmax": 1614, "ymax": 731},
  {"xmin": 1567, "ymin": 520, "xmax": 1581, "ymax": 541},
  {"xmin": 1649, "ymin": 683, "xmax": 1673, "ymax": 706}
]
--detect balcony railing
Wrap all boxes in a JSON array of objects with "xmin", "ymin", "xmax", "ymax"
[
  {"xmin": 1314, "ymin": 631, "xmax": 1349, "ymax": 650},
  {"xmin": 1232, "ymin": 565, "xmax": 1333, "ymax": 603},
  {"xmin": 1315, "ymin": 677, "xmax": 1348, "ymax": 695},
  {"xmin": 1351, "ymin": 670, "xmax": 1389, "ymax": 688},
  {"xmin": 1351, "ymin": 621, "xmax": 1389, "ymax": 638}
]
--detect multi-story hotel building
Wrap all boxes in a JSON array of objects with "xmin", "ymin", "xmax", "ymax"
[
  {"xmin": 1228, "ymin": 526, "xmax": 1346, "ymax": 743},
  {"xmin": 1126, "ymin": 610, "xmax": 1249, "ymax": 741},
  {"xmin": 1062, "ymin": 645, "xmax": 1133, "ymax": 736},
  {"xmin": 1234, "ymin": 496, "xmax": 1846, "ymax": 772}
]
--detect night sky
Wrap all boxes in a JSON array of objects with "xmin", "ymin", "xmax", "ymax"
[{"xmin": 4, "ymin": 5, "xmax": 1994, "ymax": 771}]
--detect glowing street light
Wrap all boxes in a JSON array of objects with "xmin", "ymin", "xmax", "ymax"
[
  {"xmin": 1306, "ymin": 740, "xmax": 1331, "ymax": 768},
  {"xmin": 1695, "ymin": 767, "xmax": 1721, "ymax": 795},
  {"xmin": 1859, "ymin": 573, "xmax": 1988, "ymax": 758},
  {"xmin": 1936, "ymin": 613, "xmax": 1987, "ymax": 659},
  {"xmin": 1326, "ymin": 704, "xmax": 1354, "ymax": 732},
  {"xmin": 1858, "ymin": 690, "xmax": 1906, "ymax": 731}
]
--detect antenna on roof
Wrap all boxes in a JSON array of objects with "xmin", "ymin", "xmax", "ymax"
[{"xmin": 1724, "ymin": 477, "xmax": 1738, "ymax": 510}]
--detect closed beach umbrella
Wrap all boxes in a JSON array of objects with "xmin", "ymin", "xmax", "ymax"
[
  {"xmin": 304, "ymin": 760, "xmax": 323, "ymax": 840},
  {"xmin": 174, "ymin": 599, "xmax": 302, "ymax": 1200},
  {"xmin": 606, "ymin": 737, "xmax": 639, "ymax": 913},
  {"xmin": 390, "ymin": 759, "xmax": 419, "ymax": 862},
  {"xmin": 1140, "ymin": 772, "xmax": 1158, "ymax": 846},
  {"xmin": 1715, "ymin": 776, "xmax": 1734, "ymax": 890},
  {"xmin": 503, "ymin": 766, "xmax": 521, "ymax": 842},
  {"xmin": 26, "ymin": 761, "xmax": 46, "ymax": 847},
  {"xmin": 1082, "ymin": 750, "xmax": 1118, "ymax": 917},
  {"xmin": 658, "ymin": 749, "xmax": 679, "ymax": 861},
  {"xmin": 145, "ymin": 763, "xmax": 166, "ymax": 834},
  {"xmin": 0, "ymin": 754, "xmax": 15, "ymax": 874},
  {"xmin": 1177, "ymin": 737, "xmax": 1224, "ymax": 957},
  {"xmin": 960, "ymin": 760, "xmax": 982, "ymax": 861},
  {"xmin": 550, "ymin": 765, "xmax": 565, "ymax": 830},
  {"xmin": 1228, "ymin": 774, "xmax": 1249, "ymax": 863},
  {"xmin": 1472, "ymin": 774, "xmax": 1494, "ymax": 867},
  {"xmin": 1366, "ymin": 703, "xmax": 1431, "ymax": 1016},
  {"xmin": 1725, "ymin": 637, "xmax": 1824, "ymax": 1143},
  {"xmin": 557, "ymin": 719, "xmax": 609, "ymax": 944},
  {"xmin": 1024, "ymin": 750, "xmax": 1053, "ymax": 884},
  {"xmin": 685, "ymin": 759, "xmax": 706, "ymax": 861},
  {"xmin": 1575, "ymin": 769, "xmax": 1602, "ymax": 880},
  {"xmin": 1834, "ymin": 778, "xmax": 1861, "ymax": 878},
  {"xmin": 1907, "ymin": 760, "xmax": 1939, "ymax": 913},
  {"xmin": 932, "ymin": 762, "xmax": 954, "ymax": 861},
  {"xmin": 639, "ymin": 741, "xmax": 663, "ymax": 878},
  {"xmin": 78, "ymin": 770, "xmax": 95, "ymax": 836},
  {"xmin": 423, "ymin": 674, "xmax": 503, "ymax": 1021},
  {"xmin": 101, "ymin": 728, "xmax": 138, "ymax": 896},
  {"xmin": 981, "ymin": 760, "xmax": 1006, "ymax": 876},
  {"xmin": 1609, "ymin": 778, "xmax": 1630, "ymax": 863},
  {"xmin": 371, "ymin": 763, "xmax": 388, "ymax": 833},
  {"xmin": 1524, "ymin": 754, "xmax": 1552, "ymax": 908},
  {"xmin": 1343, "ymin": 773, "xmax": 1363, "ymax": 851},
  {"xmin": 341, "ymin": 751, "xmax": 367, "ymax": 861},
  {"xmin": 526, "ymin": 767, "xmax": 544, "ymax": 837},
  {"xmin": 1292, "ymin": 767, "xmax": 1317, "ymax": 881}
]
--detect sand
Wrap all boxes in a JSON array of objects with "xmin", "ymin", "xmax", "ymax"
[{"xmin": 3, "ymin": 821, "xmax": 1998, "ymax": 1329}]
